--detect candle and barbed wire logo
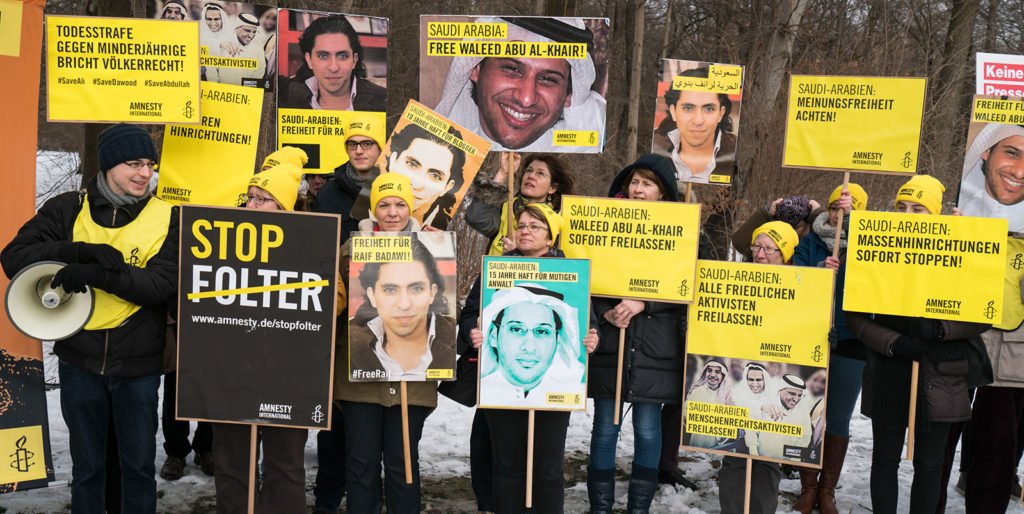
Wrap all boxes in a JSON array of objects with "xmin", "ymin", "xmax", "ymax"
[
  {"xmin": 1012, "ymin": 253, "xmax": 1024, "ymax": 271},
  {"xmin": 811, "ymin": 344, "xmax": 823, "ymax": 363},
  {"xmin": 9, "ymin": 435, "xmax": 35, "ymax": 474},
  {"xmin": 984, "ymin": 301, "xmax": 998, "ymax": 320},
  {"xmin": 311, "ymin": 404, "xmax": 324, "ymax": 424},
  {"xmin": 677, "ymin": 279, "xmax": 689, "ymax": 297}
]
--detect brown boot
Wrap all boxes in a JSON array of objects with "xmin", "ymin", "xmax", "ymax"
[
  {"xmin": 793, "ymin": 468, "xmax": 819, "ymax": 513},
  {"xmin": 817, "ymin": 434, "xmax": 850, "ymax": 514}
]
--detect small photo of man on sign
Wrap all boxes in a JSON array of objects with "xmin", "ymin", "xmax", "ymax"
[{"xmin": 960, "ymin": 96, "xmax": 1024, "ymax": 232}]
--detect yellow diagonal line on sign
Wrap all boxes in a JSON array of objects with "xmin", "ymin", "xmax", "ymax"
[{"xmin": 187, "ymin": 279, "xmax": 329, "ymax": 300}]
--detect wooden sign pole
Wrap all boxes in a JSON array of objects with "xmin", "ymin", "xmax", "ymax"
[
  {"xmin": 506, "ymin": 152, "xmax": 516, "ymax": 238},
  {"xmin": 743, "ymin": 457, "xmax": 752, "ymax": 514},
  {"xmin": 831, "ymin": 172, "xmax": 851, "ymax": 260},
  {"xmin": 247, "ymin": 425, "xmax": 257, "ymax": 514},
  {"xmin": 525, "ymin": 410, "xmax": 536, "ymax": 508},
  {"xmin": 401, "ymin": 381, "xmax": 413, "ymax": 484},
  {"xmin": 906, "ymin": 362, "xmax": 919, "ymax": 460},
  {"xmin": 613, "ymin": 327, "xmax": 626, "ymax": 425}
]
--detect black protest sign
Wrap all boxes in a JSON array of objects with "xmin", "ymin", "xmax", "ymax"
[{"xmin": 177, "ymin": 205, "xmax": 340, "ymax": 429}]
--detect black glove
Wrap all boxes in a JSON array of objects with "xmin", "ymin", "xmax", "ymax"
[
  {"xmin": 78, "ymin": 243, "xmax": 126, "ymax": 271},
  {"xmin": 58, "ymin": 242, "xmax": 126, "ymax": 271},
  {"xmin": 50, "ymin": 263, "xmax": 106, "ymax": 294},
  {"xmin": 890, "ymin": 336, "xmax": 928, "ymax": 361}
]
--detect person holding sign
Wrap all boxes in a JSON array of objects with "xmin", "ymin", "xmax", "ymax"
[
  {"xmin": 714, "ymin": 221, "xmax": 799, "ymax": 514},
  {"xmin": 586, "ymin": 155, "xmax": 684, "ymax": 513},
  {"xmin": 791, "ymin": 183, "xmax": 868, "ymax": 514},
  {"xmin": 463, "ymin": 204, "xmax": 598, "ymax": 514},
  {"xmin": 845, "ymin": 175, "xmax": 991, "ymax": 514},
  {"xmin": 466, "ymin": 153, "xmax": 575, "ymax": 256},
  {"xmin": 337, "ymin": 173, "xmax": 445, "ymax": 513},
  {"xmin": 1, "ymin": 124, "xmax": 179, "ymax": 514},
  {"xmin": 212, "ymin": 162, "xmax": 327, "ymax": 514}
]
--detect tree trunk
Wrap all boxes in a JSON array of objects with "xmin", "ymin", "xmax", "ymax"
[
  {"xmin": 624, "ymin": 0, "xmax": 645, "ymax": 162},
  {"xmin": 983, "ymin": 0, "xmax": 1001, "ymax": 52},
  {"xmin": 927, "ymin": 0, "xmax": 979, "ymax": 181}
]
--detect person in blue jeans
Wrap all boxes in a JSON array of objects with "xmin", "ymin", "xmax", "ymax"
[
  {"xmin": 586, "ymin": 154, "xmax": 685, "ymax": 514},
  {"xmin": 791, "ymin": 183, "xmax": 868, "ymax": 514},
  {"xmin": 2, "ymin": 123, "xmax": 178, "ymax": 513}
]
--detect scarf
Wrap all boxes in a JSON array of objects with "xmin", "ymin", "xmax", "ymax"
[
  {"xmin": 811, "ymin": 211, "xmax": 847, "ymax": 253},
  {"xmin": 96, "ymin": 171, "xmax": 148, "ymax": 207}
]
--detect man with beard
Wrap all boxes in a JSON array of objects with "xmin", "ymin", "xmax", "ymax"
[
  {"xmin": 959, "ymin": 122, "xmax": 1024, "ymax": 232},
  {"xmin": 158, "ymin": 0, "xmax": 189, "ymax": 20},
  {"xmin": 685, "ymin": 359, "xmax": 732, "ymax": 449},
  {"xmin": 745, "ymin": 374, "xmax": 813, "ymax": 459},
  {"xmin": 207, "ymin": 13, "xmax": 267, "ymax": 87},
  {"xmin": 315, "ymin": 116, "xmax": 385, "ymax": 243}
]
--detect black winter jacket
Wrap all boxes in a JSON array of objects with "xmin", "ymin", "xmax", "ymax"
[
  {"xmin": 315, "ymin": 161, "xmax": 371, "ymax": 244},
  {"xmin": 1, "ymin": 178, "xmax": 179, "ymax": 377}
]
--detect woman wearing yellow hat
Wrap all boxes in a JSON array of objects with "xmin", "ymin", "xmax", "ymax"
[
  {"xmin": 716, "ymin": 220, "xmax": 799, "ymax": 514},
  {"xmin": 458, "ymin": 204, "xmax": 598, "ymax": 513},
  {"xmin": 845, "ymin": 175, "xmax": 990, "ymax": 514},
  {"xmin": 213, "ymin": 162, "xmax": 345, "ymax": 513},
  {"xmin": 791, "ymin": 183, "xmax": 869, "ymax": 514}
]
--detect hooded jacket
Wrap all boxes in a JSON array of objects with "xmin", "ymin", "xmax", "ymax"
[
  {"xmin": 588, "ymin": 155, "xmax": 686, "ymax": 404},
  {"xmin": 1, "ymin": 178, "xmax": 179, "ymax": 377}
]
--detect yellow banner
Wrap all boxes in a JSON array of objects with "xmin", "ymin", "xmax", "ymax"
[
  {"xmin": 560, "ymin": 196, "xmax": 700, "ymax": 302},
  {"xmin": 46, "ymin": 15, "xmax": 201, "ymax": 123},
  {"xmin": 0, "ymin": 0, "xmax": 24, "ymax": 57},
  {"xmin": 672, "ymin": 64, "xmax": 742, "ymax": 94},
  {"xmin": 845, "ymin": 211, "xmax": 1008, "ymax": 323},
  {"xmin": 783, "ymin": 75, "xmax": 926, "ymax": 173},
  {"xmin": 157, "ymin": 81, "xmax": 262, "ymax": 207},
  {"xmin": 425, "ymin": 40, "xmax": 586, "ymax": 59},
  {"xmin": 552, "ymin": 130, "xmax": 600, "ymax": 147},
  {"xmin": 350, "ymin": 235, "xmax": 413, "ymax": 263},
  {"xmin": 277, "ymin": 109, "xmax": 385, "ymax": 174},
  {"xmin": 0, "ymin": 425, "xmax": 47, "ymax": 483},
  {"xmin": 426, "ymin": 21, "xmax": 508, "ymax": 39},
  {"xmin": 971, "ymin": 96, "xmax": 1024, "ymax": 124},
  {"xmin": 996, "ymin": 237, "xmax": 1024, "ymax": 330},
  {"xmin": 687, "ymin": 260, "xmax": 834, "ymax": 366}
]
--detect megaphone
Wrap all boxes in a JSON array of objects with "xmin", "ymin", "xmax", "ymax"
[{"xmin": 5, "ymin": 261, "xmax": 94, "ymax": 341}]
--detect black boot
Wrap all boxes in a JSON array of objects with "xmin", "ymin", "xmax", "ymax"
[
  {"xmin": 587, "ymin": 466, "xmax": 616, "ymax": 514},
  {"xmin": 627, "ymin": 465, "xmax": 659, "ymax": 513}
]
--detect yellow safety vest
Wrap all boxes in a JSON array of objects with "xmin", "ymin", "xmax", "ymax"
[
  {"xmin": 72, "ymin": 195, "xmax": 173, "ymax": 330},
  {"xmin": 996, "ymin": 236, "xmax": 1024, "ymax": 331}
]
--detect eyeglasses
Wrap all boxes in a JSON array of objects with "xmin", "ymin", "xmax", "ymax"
[
  {"xmin": 123, "ymin": 160, "xmax": 158, "ymax": 171},
  {"xmin": 750, "ymin": 245, "xmax": 780, "ymax": 256},
  {"xmin": 516, "ymin": 223, "xmax": 549, "ymax": 234},
  {"xmin": 245, "ymin": 194, "xmax": 275, "ymax": 206},
  {"xmin": 346, "ymin": 140, "xmax": 378, "ymax": 151}
]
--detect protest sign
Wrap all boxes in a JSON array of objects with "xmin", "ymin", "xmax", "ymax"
[
  {"xmin": 352, "ymin": 100, "xmax": 491, "ymax": 230},
  {"xmin": 844, "ymin": 210, "xmax": 1007, "ymax": 323},
  {"xmin": 976, "ymin": 52, "xmax": 1024, "ymax": 97},
  {"xmin": 960, "ymin": 95, "xmax": 1024, "ymax": 232},
  {"xmin": 682, "ymin": 260, "xmax": 833, "ymax": 466},
  {"xmin": 347, "ymin": 231, "xmax": 457, "ymax": 382},
  {"xmin": 146, "ymin": 0, "xmax": 276, "ymax": 90},
  {"xmin": 560, "ymin": 195, "xmax": 700, "ymax": 302},
  {"xmin": 46, "ymin": 15, "xmax": 201, "ymax": 123},
  {"xmin": 275, "ymin": 10, "xmax": 387, "ymax": 172},
  {"xmin": 782, "ymin": 75, "xmax": 926, "ymax": 174},
  {"xmin": 177, "ymin": 205, "xmax": 339, "ymax": 428},
  {"xmin": 157, "ymin": 81, "xmax": 263, "ymax": 206},
  {"xmin": 0, "ymin": 350, "xmax": 55, "ymax": 491},
  {"xmin": 419, "ymin": 15, "xmax": 610, "ymax": 153},
  {"xmin": 477, "ymin": 256, "xmax": 590, "ymax": 411},
  {"xmin": 651, "ymin": 59, "xmax": 743, "ymax": 187}
]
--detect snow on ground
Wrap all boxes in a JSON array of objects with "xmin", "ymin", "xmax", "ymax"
[{"xmin": 5, "ymin": 384, "xmax": 1024, "ymax": 513}]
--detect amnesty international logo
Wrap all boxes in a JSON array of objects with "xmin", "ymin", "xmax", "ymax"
[
  {"xmin": 985, "ymin": 301, "xmax": 998, "ymax": 321},
  {"xmin": 1012, "ymin": 253, "xmax": 1024, "ymax": 271},
  {"xmin": 311, "ymin": 404, "xmax": 325, "ymax": 424},
  {"xmin": 0, "ymin": 426, "xmax": 47, "ymax": 483},
  {"xmin": 900, "ymin": 152, "xmax": 913, "ymax": 169},
  {"xmin": 677, "ymin": 279, "xmax": 689, "ymax": 298},
  {"xmin": 182, "ymin": 100, "xmax": 195, "ymax": 119},
  {"xmin": 810, "ymin": 344, "xmax": 823, "ymax": 363}
]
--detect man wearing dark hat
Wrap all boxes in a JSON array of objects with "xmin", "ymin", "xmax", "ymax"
[
  {"xmin": 2, "ymin": 124, "xmax": 179, "ymax": 514},
  {"xmin": 208, "ymin": 12, "xmax": 267, "ymax": 87}
]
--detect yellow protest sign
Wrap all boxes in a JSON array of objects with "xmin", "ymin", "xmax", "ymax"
[
  {"xmin": 845, "ymin": 210, "xmax": 1008, "ymax": 323},
  {"xmin": 783, "ymin": 75, "xmax": 926, "ymax": 174},
  {"xmin": 350, "ymin": 235, "xmax": 413, "ymax": 263},
  {"xmin": 46, "ymin": 15, "xmax": 201, "ymax": 123},
  {"xmin": 560, "ymin": 195, "xmax": 700, "ymax": 302},
  {"xmin": 157, "ymin": 81, "xmax": 262, "ymax": 207},
  {"xmin": 971, "ymin": 96, "xmax": 1024, "ymax": 124},
  {"xmin": 687, "ymin": 260, "xmax": 834, "ymax": 367},
  {"xmin": 0, "ymin": 0, "xmax": 24, "ymax": 57},
  {"xmin": 996, "ymin": 237, "xmax": 1024, "ymax": 330},
  {"xmin": 0, "ymin": 425, "xmax": 47, "ymax": 483},
  {"xmin": 277, "ymin": 109, "xmax": 385, "ymax": 174}
]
